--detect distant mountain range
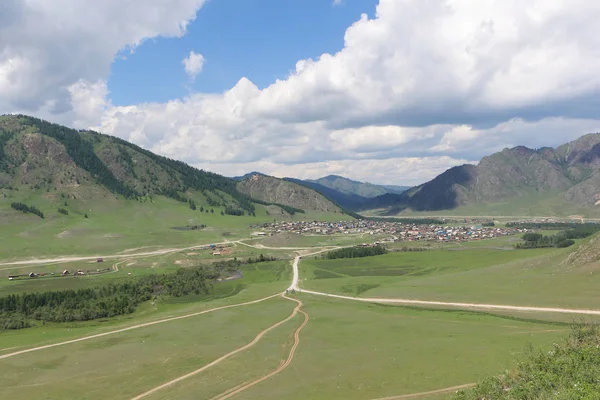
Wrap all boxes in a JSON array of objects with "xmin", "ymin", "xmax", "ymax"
[
  {"xmin": 5, "ymin": 115, "xmax": 600, "ymax": 219},
  {"xmin": 234, "ymin": 173, "xmax": 410, "ymax": 211},
  {"xmin": 377, "ymin": 133, "xmax": 600, "ymax": 216},
  {"xmin": 235, "ymin": 133, "xmax": 600, "ymax": 217}
]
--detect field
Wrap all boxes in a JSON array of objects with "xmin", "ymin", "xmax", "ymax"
[
  {"xmin": 2, "ymin": 217, "xmax": 600, "ymax": 399},
  {"xmin": 0, "ymin": 192, "xmax": 350, "ymax": 260}
]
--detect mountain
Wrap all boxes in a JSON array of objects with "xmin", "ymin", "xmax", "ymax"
[
  {"xmin": 231, "ymin": 171, "xmax": 268, "ymax": 181},
  {"xmin": 0, "ymin": 115, "xmax": 340, "ymax": 216},
  {"xmin": 371, "ymin": 133, "xmax": 600, "ymax": 216},
  {"xmin": 282, "ymin": 178, "xmax": 368, "ymax": 210},
  {"xmin": 307, "ymin": 175, "xmax": 409, "ymax": 198},
  {"xmin": 279, "ymin": 175, "xmax": 409, "ymax": 211},
  {"xmin": 236, "ymin": 174, "xmax": 341, "ymax": 214}
]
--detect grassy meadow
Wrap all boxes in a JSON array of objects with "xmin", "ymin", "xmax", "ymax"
[
  {"xmin": 300, "ymin": 242, "xmax": 600, "ymax": 312},
  {"xmin": 3, "ymin": 201, "xmax": 600, "ymax": 399},
  {"xmin": 0, "ymin": 191, "xmax": 350, "ymax": 261}
]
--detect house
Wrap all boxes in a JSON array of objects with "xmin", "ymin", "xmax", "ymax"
[
  {"xmin": 97, "ymin": 258, "xmax": 104, "ymax": 263},
  {"xmin": 28, "ymin": 272, "xmax": 37, "ymax": 278},
  {"xmin": 62, "ymin": 270, "xmax": 70, "ymax": 275},
  {"xmin": 212, "ymin": 251, "xmax": 222, "ymax": 256}
]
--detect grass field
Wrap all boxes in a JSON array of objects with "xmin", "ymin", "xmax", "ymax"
[
  {"xmin": 0, "ymin": 297, "xmax": 296, "ymax": 400},
  {"xmin": 301, "ymin": 242, "xmax": 600, "ymax": 313},
  {"xmin": 1, "ymin": 293, "xmax": 568, "ymax": 400},
  {"xmin": 3, "ymin": 218, "xmax": 600, "ymax": 399},
  {"xmin": 0, "ymin": 193, "xmax": 350, "ymax": 260},
  {"xmin": 0, "ymin": 260, "xmax": 291, "ymax": 351}
]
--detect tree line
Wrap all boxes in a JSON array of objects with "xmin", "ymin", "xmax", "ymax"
[
  {"xmin": 322, "ymin": 245, "xmax": 387, "ymax": 259},
  {"xmin": 515, "ymin": 225, "xmax": 600, "ymax": 249},
  {"xmin": 0, "ymin": 266, "xmax": 215, "ymax": 330},
  {"xmin": 11, "ymin": 202, "xmax": 44, "ymax": 218}
]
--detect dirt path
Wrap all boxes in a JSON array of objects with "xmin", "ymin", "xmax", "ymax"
[
  {"xmin": 291, "ymin": 255, "xmax": 600, "ymax": 316},
  {"xmin": 0, "ymin": 240, "xmax": 236, "ymax": 267},
  {"xmin": 370, "ymin": 383, "xmax": 475, "ymax": 400},
  {"xmin": 0, "ymin": 293, "xmax": 280, "ymax": 360},
  {"xmin": 129, "ymin": 294, "xmax": 305, "ymax": 400},
  {"xmin": 213, "ymin": 296, "xmax": 309, "ymax": 400}
]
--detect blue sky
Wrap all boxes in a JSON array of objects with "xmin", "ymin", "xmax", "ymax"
[
  {"xmin": 109, "ymin": 0, "xmax": 378, "ymax": 106},
  {"xmin": 3, "ymin": 1, "xmax": 600, "ymax": 185}
]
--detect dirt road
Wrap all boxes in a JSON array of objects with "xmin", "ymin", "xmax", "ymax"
[
  {"xmin": 0, "ymin": 293, "xmax": 280, "ymax": 360},
  {"xmin": 370, "ymin": 383, "xmax": 476, "ymax": 399},
  {"xmin": 290, "ymin": 255, "xmax": 600, "ymax": 316},
  {"xmin": 129, "ymin": 294, "xmax": 306, "ymax": 400},
  {"xmin": 213, "ymin": 295, "xmax": 309, "ymax": 400},
  {"xmin": 0, "ymin": 240, "xmax": 236, "ymax": 267}
]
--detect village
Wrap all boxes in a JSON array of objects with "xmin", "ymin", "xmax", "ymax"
[{"xmin": 251, "ymin": 219, "xmax": 527, "ymax": 243}]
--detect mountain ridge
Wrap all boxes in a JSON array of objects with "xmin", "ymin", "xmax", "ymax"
[{"xmin": 371, "ymin": 133, "xmax": 600, "ymax": 216}]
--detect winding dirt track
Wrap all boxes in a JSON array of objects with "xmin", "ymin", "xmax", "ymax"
[
  {"xmin": 0, "ymin": 293, "xmax": 280, "ymax": 360},
  {"xmin": 370, "ymin": 383, "xmax": 476, "ymax": 400},
  {"xmin": 129, "ymin": 294, "xmax": 305, "ymax": 400},
  {"xmin": 213, "ymin": 296, "xmax": 309, "ymax": 400}
]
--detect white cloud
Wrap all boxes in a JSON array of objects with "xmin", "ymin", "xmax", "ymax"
[
  {"xmin": 333, "ymin": 0, "xmax": 343, "ymax": 6},
  {"xmin": 182, "ymin": 51, "xmax": 205, "ymax": 80},
  {"xmin": 0, "ymin": 0, "xmax": 207, "ymax": 114},
  {"xmin": 4, "ymin": 0, "xmax": 600, "ymax": 185}
]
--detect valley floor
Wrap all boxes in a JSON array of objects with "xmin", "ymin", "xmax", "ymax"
[{"xmin": 2, "ymin": 233, "xmax": 599, "ymax": 399}]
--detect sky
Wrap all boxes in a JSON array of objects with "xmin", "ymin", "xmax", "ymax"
[{"xmin": 2, "ymin": 0, "xmax": 600, "ymax": 186}]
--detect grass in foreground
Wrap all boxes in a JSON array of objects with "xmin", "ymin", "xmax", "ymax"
[
  {"xmin": 219, "ymin": 296, "xmax": 566, "ymax": 400},
  {"xmin": 453, "ymin": 324, "xmax": 600, "ymax": 400},
  {"xmin": 0, "ymin": 297, "xmax": 295, "ymax": 400}
]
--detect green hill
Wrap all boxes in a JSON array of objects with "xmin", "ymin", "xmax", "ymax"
[{"xmin": 0, "ymin": 115, "xmax": 349, "ymax": 258}]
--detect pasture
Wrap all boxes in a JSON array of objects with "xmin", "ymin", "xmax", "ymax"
[{"xmin": 2, "ymin": 224, "xmax": 600, "ymax": 399}]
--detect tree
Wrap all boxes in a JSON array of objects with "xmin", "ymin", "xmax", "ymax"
[
  {"xmin": 84, "ymin": 213, "xmax": 88, "ymax": 218},
  {"xmin": 210, "ymin": 208, "xmax": 214, "ymax": 214}
]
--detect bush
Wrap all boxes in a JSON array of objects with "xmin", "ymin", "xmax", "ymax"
[
  {"xmin": 58, "ymin": 208, "xmax": 69, "ymax": 215},
  {"xmin": 323, "ymin": 245, "xmax": 387, "ymax": 260},
  {"xmin": 11, "ymin": 202, "xmax": 44, "ymax": 218},
  {"xmin": 522, "ymin": 233, "xmax": 542, "ymax": 242}
]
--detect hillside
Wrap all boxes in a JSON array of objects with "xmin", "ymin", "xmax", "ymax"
[
  {"xmin": 237, "ymin": 174, "xmax": 342, "ymax": 214},
  {"xmin": 0, "ymin": 115, "xmax": 256, "ymax": 212},
  {"xmin": 366, "ymin": 133, "xmax": 600, "ymax": 216},
  {"xmin": 307, "ymin": 175, "xmax": 408, "ymax": 198},
  {"xmin": 284, "ymin": 175, "xmax": 408, "ymax": 211},
  {"xmin": 0, "ymin": 115, "xmax": 350, "ymax": 258}
]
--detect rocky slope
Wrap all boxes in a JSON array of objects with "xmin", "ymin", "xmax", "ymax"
[
  {"xmin": 237, "ymin": 174, "xmax": 341, "ymax": 213},
  {"xmin": 371, "ymin": 133, "xmax": 600, "ymax": 214}
]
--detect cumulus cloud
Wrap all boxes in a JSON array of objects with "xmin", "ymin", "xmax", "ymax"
[
  {"xmin": 182, "ymin": 51, "xmax": 205, "ymax": 80},
  {"xmin": 4, "ymin": 0, "xmax": 600, "ymax": 185},
  {"xmin": 0, "ymin": 0, "xmax": 207, "ymax": 115}
]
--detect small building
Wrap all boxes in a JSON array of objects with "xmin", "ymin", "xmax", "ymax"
[
  {"xmin": 212, "ymin": 251, "xmax": 222, "ymax": 256},
  {"xmin": 97, "ymin": 258, "xmax": 104, "ymax": 263},
  {"xmin": 28, "ymin": 272, "xmax": 37, "ymax": 278},
  {"xmin": 62, "ymin": 270, "xmax": 70, "ymax": 276}
]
